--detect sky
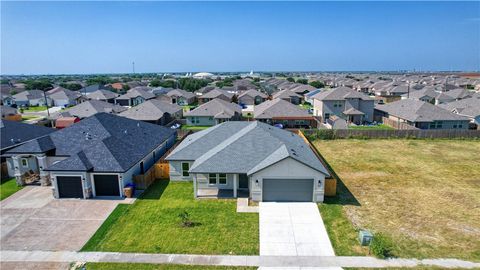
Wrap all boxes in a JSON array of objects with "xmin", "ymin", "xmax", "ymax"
[{"xmin": 1, "ymin": 1, "xmax": 479, "ymax": 75}]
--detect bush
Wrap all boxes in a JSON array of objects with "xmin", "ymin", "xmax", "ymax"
[
  {"xmin": 178, "ymin": 211, "xmax": 194, "ymax": 227},
  {"xmin": 307, "ymin": 129, "xmax": 336, "ymax": 140},
  {"xmin": 370, "ymin": 233, "xmax": 394, "ymax": 258}
]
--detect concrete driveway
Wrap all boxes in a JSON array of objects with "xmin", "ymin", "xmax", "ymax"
[
  {"xmin": 259, "ymin": 202, "xmax": 335, "ymax": 256},
  {"xmin": 1, "ymin": 186, "xmax": 121, "ymax": 251}
]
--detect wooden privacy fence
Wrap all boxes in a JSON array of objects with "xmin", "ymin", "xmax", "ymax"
[
  {"xmin": 302, "ymin": 128, "xmax": 480, "ymax": 140},
  {"xmin": 133, "ymin": 130, "xmax": 192, "ymax": 189},
  {"xmin": 296, "ymin": 130, "xmax": 337, "ymax": 197},
  {"xmin": 1, "ymin": 163, "xmax": 9, "ymax": 179},
  {"xmin": 382, "ymin": 117, "xmax": 418, "ymax": 130}
]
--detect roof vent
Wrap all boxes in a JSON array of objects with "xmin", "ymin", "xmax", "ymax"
[{"xmin": 85, "ymin": 133, "xmax": 92, "ymax": 140}]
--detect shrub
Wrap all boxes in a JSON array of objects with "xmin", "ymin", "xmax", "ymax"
[
  {"xmin": 178, "ymin": 211, "xmax": 194, "ymax": 227},
  {"xmin": 370, "ymin": 233, "xmax": 394, "ymax": 258},
  {"xmin": 310, "ymin": 129, "xmax": 336, "ymax": 140}
]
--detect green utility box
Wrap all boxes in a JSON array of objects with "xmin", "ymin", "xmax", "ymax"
[{"xmin": 358, "ymin": 230, "xmax": 373, "ymax": 246}]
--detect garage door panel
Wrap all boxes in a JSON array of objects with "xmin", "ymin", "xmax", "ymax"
[
  {"xmin": 94, "ymin": 175, "xmax": 120, "ymax": 196},
  {"xmin": 57, "ymin": 176, "xmax": 83, "ymax": 198},
  {"xmin": 263, "ymin": 179, "xmax": 313, "ymax": 202}
]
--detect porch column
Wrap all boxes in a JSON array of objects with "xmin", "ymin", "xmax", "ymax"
[
  {"xmin": 12, "ymin": 156, "xmax": 25, "ymax": 186},
  {"xmin": 233, "ymin": 174, "xmax": 238, "ymax": 198},
  {"xmin": 193, "ymin": 174, "xmax": 197, "ymax": 199},
  {"xmin": 36, "ymin": 154, "xmax": 50, "ymax": 186}
]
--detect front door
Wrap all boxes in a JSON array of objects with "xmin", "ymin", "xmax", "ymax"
[{"xmin": 239, "ymin": 174, "xmax": 248, "ymax": 189}]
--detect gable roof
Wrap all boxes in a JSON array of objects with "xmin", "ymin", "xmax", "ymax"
[
  {"xmin": 47, "ymin": 87, "xmax": 82, "ymax": 100},
  {"xmin": 6, "ymin": 113, "xmax": 176, "ymax": 172},
  {"xmin": 376, "ymin": 99, "xmax": 470, "ymax": 122},
  {"xmin": 119, "ymin": 100, "xmax": 182, "ymax": 121},
  {"xmin": 166, "ymin": 121, "xmax": 329, "ymax": 176},
  {"xmin": 117, "ymin": 87, "xmax": 155, "ymax": 100},
  {"xmin": 0, "ymin": 120, "xmax": 55, "ymax": 152},
  {"xmin": 438, "ymin": 95, "xmax": 480, "ymax": 118},
  {"xmin": 87, "ymin": 89, "xmax": 119, "ymax": 100},
  {"xmin": 272, "ymin": 89, "xmax": 302, "ymax": 100},
  {"xmin": 185, "ymin": 98, "xmax": 241, "ymax": 119},
  {"xmin": 12, "ymin": 90, "xmax": 45, "ymax": 100},
  {"xmin": 238, "ymin": 89, "xmax": 268, "ymax": 99},
  {"xmin": 60, "ymin": 100, "xmax": 127, "ymax": 119},
  {"xmin": 200, "ymin": 89, "xmax": 234, "ymax": 99},
  {"xmin": 254, "ymin": 99, "xmax": 310, "ymax": 119},
  {"xmin": 166, "ymin": 89, "xmax": 196, "ymax": 99},
  {"xmin": 1, "ymin": 105, "xmax": 18, "ymax": 117},
  {"xmin": 312, "ymin": 86, "xmax": 371, "ymax": 101}
]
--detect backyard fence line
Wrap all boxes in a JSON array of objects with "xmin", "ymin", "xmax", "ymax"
[{"xmin": 301, "ymin": 128, "xmax": 480, "ymax": 139}]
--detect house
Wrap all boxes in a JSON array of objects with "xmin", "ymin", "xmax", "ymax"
[
  {"xmin": 119, "ymin": 100, "xmax": 183, "ymax": 125},
  {"xmin": 5, "ymin": 113, "xmax": 176, "ymax": 198},
  {"xmin": 375, "ymin": 99, "xmax": 470, "ymax": 129},
  {"xmin": 325, "ymin": 115, "xmax": 348, "ymax": 129},
  {"xmin": 79, "ymin": 84, "xmax": 102, "ymax": 96},
  {"xmin": 0, "ymin": 120, "xmax": 55, "ymax": 178},
  {"xmin": 197, "ymin": 89, "xmax": 233, "ymax": 104},
  {"xmin": 184, "ymin": 98, "xmax": 242, "ymax": 126},
  {"xmin": 1, "ymin": 106, "xmax": 21, "ymax": 121},
  {"xmin": 375, "ymin": 85, "xmax": 409, "ymax": 104},
  {"xmin": 272, "ymin": 90, "xmax": 303, "ymax": 105},
  {"xmin": 312, "ymin": 86, "xmax": 374, "ymax": 124},
  {"xmin": 438, "ymin": 94, "xmax": 480, "ymax": 129},
  {"xmin": 237, "ymin": 89, "xmax": 268, "ymax": 106},
  {"xmin": 59, "ymin": 100, "xmax": 127, "ymax": 119},
  {"xmin": 87, "ymin": 89, "xmax": 120, "ymax": 103},
  {"xmin": 12, "ymin": 90, "xmax": 52, "ymax": 107},
  {"xmin": 254, "ymin": 99, "xmax": 316, "ymax": 128},
  {"xmin": 116, "ymin": 87, "xmax": 155, "ymax": 106},
  {"xmin": 165, "ymin": 121, "xmax": 329, "ymax": 202},
  {"xmin": 47, "ymin": 87, "xmax": 85, "ymax": 107},
  {"xmin": 285, "ymin": 84, "xmax": 317, "ymax": 95},
  {"xmin": 304, "ymin": 89, "xmax": 322, "ymax": 104},
  {"xmin": 163, "ymin": 89, "xmax": 197, "ymax": 105}
]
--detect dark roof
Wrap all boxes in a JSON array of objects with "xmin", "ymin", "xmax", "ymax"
[
  {"xmin": 7, "ymin": 113, "xmax": 176, "ymax": 172},
  {"xmin": 254, "ymin": 99, "xmax": 310, "ymax": 119},
  {"xmin": 60, "ymin": 100, "xmax": 127, "ymax": 119},
  {"xmin": 0, "ymin": 120, "xmax": 55, "ymax": 152}
]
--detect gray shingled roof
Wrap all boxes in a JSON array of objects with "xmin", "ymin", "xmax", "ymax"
[
  {"xmin": 6, "ymin": 113, "xmax": 176, "ymax": 172},
  {"xmin": 439, "ymin": 95, "xmax": 480, "ymax": 118},
  {"xmin": 272, "ymin": 89, "xmax": 302, "ymax": 99},
  {"xmin": 200, "ymin": 89, "xmax": 233, "ymax": 99},
  {"xmin": 254, "ymin": 99, "xmax": 310, "ymax": 119},
  {"xmin": 61, "ymin": 100, "xmax": 127, "ymax": 119},
  {"xmin": 376, "ymin": 99, "xmax": 470, "ymax": 122},
  {"xmin": 166, "ymin": 121, "xmax": 329, "ymax": 176},
  {"xmin": 117, "ymin": 88, "xmax": 155, "ymax": 100},
  {"xmin": 166, "ymin": 89, "xmax": 196, "ymax": 99},
  {"xmin": 238, "ymin": 89, "xmax": 268, "ymax": 99},
  {"xmin": 0, "ymin": 120, "xmax": 55, "ymax": 152},
  {"xmin": 185, "ymin": 98, "xmax": 241, "ymax": 118},
  {"xmin": 312, "ymin": 86, "xmax": 371, "ymax": 101},
  {"xmin": 1, "ymin": 105, "xmax": 18, "ymax": 117},
  {"xmin": 47, "ymin": 87, "xmax": 82, "ymax": 100},
  {"xmin": 119, "ymin": 100, "xmax": 182, "ymax": 121},
  {"xmin": 87, "ymin": 89, "xmax": 120, "ymax": 100},
  {"xmin": 12, "ymin": 90, "xmax": 45, "ymax": 101}
]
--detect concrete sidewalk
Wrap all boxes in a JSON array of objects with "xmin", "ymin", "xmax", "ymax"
[{"xmin": 2, "ymin": 250, "xmax": 479, "ymax": 269}]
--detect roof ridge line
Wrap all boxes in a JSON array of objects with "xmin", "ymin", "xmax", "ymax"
[{"xmin": 190, "ymin": 122, "xmax": 257, "ymax": 170}]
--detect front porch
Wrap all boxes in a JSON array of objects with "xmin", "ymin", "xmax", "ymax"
[{"xmin": 197, "ymin": 188, "xmax": 249, "ymax": 199}]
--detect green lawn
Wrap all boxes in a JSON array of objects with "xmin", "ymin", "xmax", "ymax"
[
  {"xmin": 85, "ymin": 263, "xmax": 255, "ymax": 270},
  {"xmin": 21, "ymin": 115, "xmax": 42, "ymax": 121},
  {"xmin": 299, "ymin": 103, "xmax": 312, "ymax": 110},
  {"xmin": 180, "ymin": 125, "xmax": 211, "ymax": 131},
  {"xmin": 314, "ymin": 139, "xmax": 480, "ymax": 260},
  {"xmin": 1, "ymin": 177, "xmax": 23, "ymax": 201},
  {"xmin": 82, "ymin": 181, "xmax": 259, "ymax": 255},
  {"xmin": 22, "ymin": 106, "xmax": 48, "ymax": 112},
  {"xmin": 348, "ymin": 124, "xmax": 393, "ymax": 130}
]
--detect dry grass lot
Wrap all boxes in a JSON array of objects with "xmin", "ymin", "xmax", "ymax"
[{"xmin": 314, "ymin": 139, "xmax": 480, "ymax": 260}]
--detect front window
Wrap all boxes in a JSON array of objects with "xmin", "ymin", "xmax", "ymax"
[
  {"xmin": 209, "ymin": 173, "xmax": 217, "ymax": 184},
  {"xmin": 218, "ymin": 174, "xmax": 227, "ymax": 185},
  {"xmin": 182, "ymin": 162, "xmax": 190, "ymax": 177}
]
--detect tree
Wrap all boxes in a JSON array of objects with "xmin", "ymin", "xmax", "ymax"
[
  {"xmin": 231, "ymin": 94, "xmax": 238, "ymax": 103},
  {"xmin": 286, "ymin": 77, "xmax": 295, "ymax": 82},
  {"xmin": 296, "ymin": 78, "xmax": 308, "ymax": 84},
  {"xmin": 59, "ymin": 83, "xmax": 82, "ymax": 91},
  {"xmin": 122, "ymin": 84, "xmax": 130, "ymax": 92},
  {"xmin": 24, "ymin": 79, "xmax": 53, "ymax": 91},
  {"xmin": 309, "ymin": 80, "xmax": 325, "ymax": 89}
]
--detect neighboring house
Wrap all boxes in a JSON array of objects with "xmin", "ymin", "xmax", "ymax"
[
  {"xmin": 375, "ymin": 99, "xmax": 470, "ymax": 129},
  {"xmin": 1, "ymin": 106, "xmax": 21, "ymax": 121},
  {"xmin": 79, "ymin": 84, "xmax": 102, "ymax": 96},
  {"xmin": 184, "ymin": 98, "xmax": 242, "ymax": 126},
  {"xmin": 272, "ymin": 90, "xmax": 303, "ymax": 105},
  {"xmin": 87, "ymin": 89, "xmax": 120, "ymax": 103},
  {"xmin": 0, "ymin": 120, "xmax": 55, "ymax": 178},
  {"xmin": 151, "ymin": 87, "xmax": 174, "ymax": 96},
  {"xmin": 163, "ymin": 89, "xmax": 197, "ymax": 105},
  {"xmin": 254, "ymin": 99, "xmax": 316, "ymax": 128},
  {"xmin": 166, "ymin": 121, "xmax": 330, "ymax": 202},
  {"xmin": 5, "ymin": 113, "xmax": 176, "ymax": 199},
  {"xmin": 12, "ymin": 90, "xmax": 52, "ymax": 107},
  {"xmin": 401, "ymin": 86, "xmax": 472, "ymax": 105},
  {"xmin": 375, "ymin": 85, "xmax": 409, "ymax": 104},
  {"xmin": 197, "ymin": 89, "xmax": 233, "ymax": 104},
  {"xmin": 304, "ymin": 89, "xmax": 322, "ymax": 104},
  {"xmin": 116, "ymin": 87, "xmax": 155, "ymax": 106},
  {"xmin": 47, "ymin": 87, "xmax": 85, "ymax": 107},
  {"xmin": 285, "ymin": 84, "xmax": 317, "ymax": 95},
  {"xmin": 238, "ymin": 89, "xmax": 268, "ymax": 105},
  {"xmin": 438, "ymin": 95, "xmax": 480, "ymax": 128},
  {"xmin": 312, "ymin": 86, "xmax": 374, "ymax": 124},
  {"xmin": 119, "ymin": 100, "xmax": 183, "ymax": 125},
  {"xmin": 59, "ymin": 100, "xmax": 127, "ymax": 119},
  {"xmin": 325, "ymin": 115, "xmax": 348, "ymax": 129}
]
